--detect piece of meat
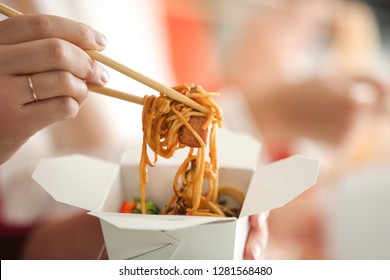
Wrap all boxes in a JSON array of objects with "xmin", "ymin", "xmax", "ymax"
[{"xmin": 179, "ymin": 116, "xmax": 208, "ymax": 147}]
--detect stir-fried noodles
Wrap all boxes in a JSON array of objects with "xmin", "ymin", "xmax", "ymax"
[{"xmin": 139, "ymin": 83, "xmax": 242, "ymax": 217}]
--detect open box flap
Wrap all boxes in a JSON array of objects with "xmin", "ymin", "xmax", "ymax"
[
  {"xmin": 239, "ymin": 155, "xmax": 320, "ymax": 218},
  {"xmin": 32, "ymin": 155, "xmax": 119, "ymax": 212},
  {"xmin": 89, "ymin": 211, "xmax": 235, "ymax": 231},
  {"xmin": 217, "ymin": 128, "xmax": 261, "ymax": 169}
]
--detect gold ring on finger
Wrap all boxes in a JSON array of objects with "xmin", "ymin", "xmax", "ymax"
[{"xmin": 27, "ymin": 75, "xmax": 38, "ymax": 102}]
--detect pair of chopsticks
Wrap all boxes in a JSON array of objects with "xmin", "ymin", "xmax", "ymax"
[{"xmin": 0, "ymin": 3, "xmax": 208, "ymax": 114}]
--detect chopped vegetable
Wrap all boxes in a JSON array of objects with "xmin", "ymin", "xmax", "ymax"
[
  {"xmin": 120, "ymin": 198, "xmax": 159, "ymax": 214},
  {"xmin": 120, "ymin": 200, "xmax": 137, "ymax": 213}
]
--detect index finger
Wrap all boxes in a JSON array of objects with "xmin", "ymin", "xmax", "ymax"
[{"xmin": 0, "ymin": 14, "xmax": 107, "ymax": 50}]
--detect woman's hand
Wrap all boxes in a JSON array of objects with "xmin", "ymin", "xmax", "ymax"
[
  {"xmin": 244, "ymin": 212, "xmax": 269, "ymax": 259},
  {"xmin": 0, "ymin": 14, "xmax": 109, "ymax": 164}
]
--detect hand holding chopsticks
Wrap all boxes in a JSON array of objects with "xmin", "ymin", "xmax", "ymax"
[{"xmin": 0, "ymin": 3, "xmax": 208, "ymax": 114}]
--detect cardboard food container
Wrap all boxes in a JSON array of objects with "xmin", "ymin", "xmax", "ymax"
[{"xmin": 32, "ymin": 128, "xmax": 319, "ymax": 259}]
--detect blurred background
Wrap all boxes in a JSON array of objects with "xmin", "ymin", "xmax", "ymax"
[{"xmin": 1, "ymin": 0, "xmax": 390, "ymax": 259}]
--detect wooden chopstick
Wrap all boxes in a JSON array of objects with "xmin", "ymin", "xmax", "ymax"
[
  {"xmin": 88, "ymin": 85, "xmax": 143, "ymax": 105},
  {"xmin": 86, "ymin": 51, "xmax": 208, "ymax": 113},
  {"xmin": 0, "ymin": 3, "xmax": 209, "ymax": 114},
  {"xmin": 0, "ymin": 2, "xmax": 19, "ymax": 17}
]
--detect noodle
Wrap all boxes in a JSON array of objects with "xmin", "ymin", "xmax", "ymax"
[{"xmin": 140, "ymin": 83, "xmax": 241, "ymax": 217}]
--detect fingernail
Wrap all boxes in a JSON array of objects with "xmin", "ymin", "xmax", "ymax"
[
  {"xmin": 94, "ymin": 31, "xmax": 107, "ymax": 48},
  {"xmin": 251, "ymin": 243, "xmax": 263, "ymax": 260},
  {"xmin": 100, "ymin": 67, "xmax": 110, "ymax": 84},
  {"xmin": 258, "ymin": 212, "xmax": 269, "ymax": 227}
]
